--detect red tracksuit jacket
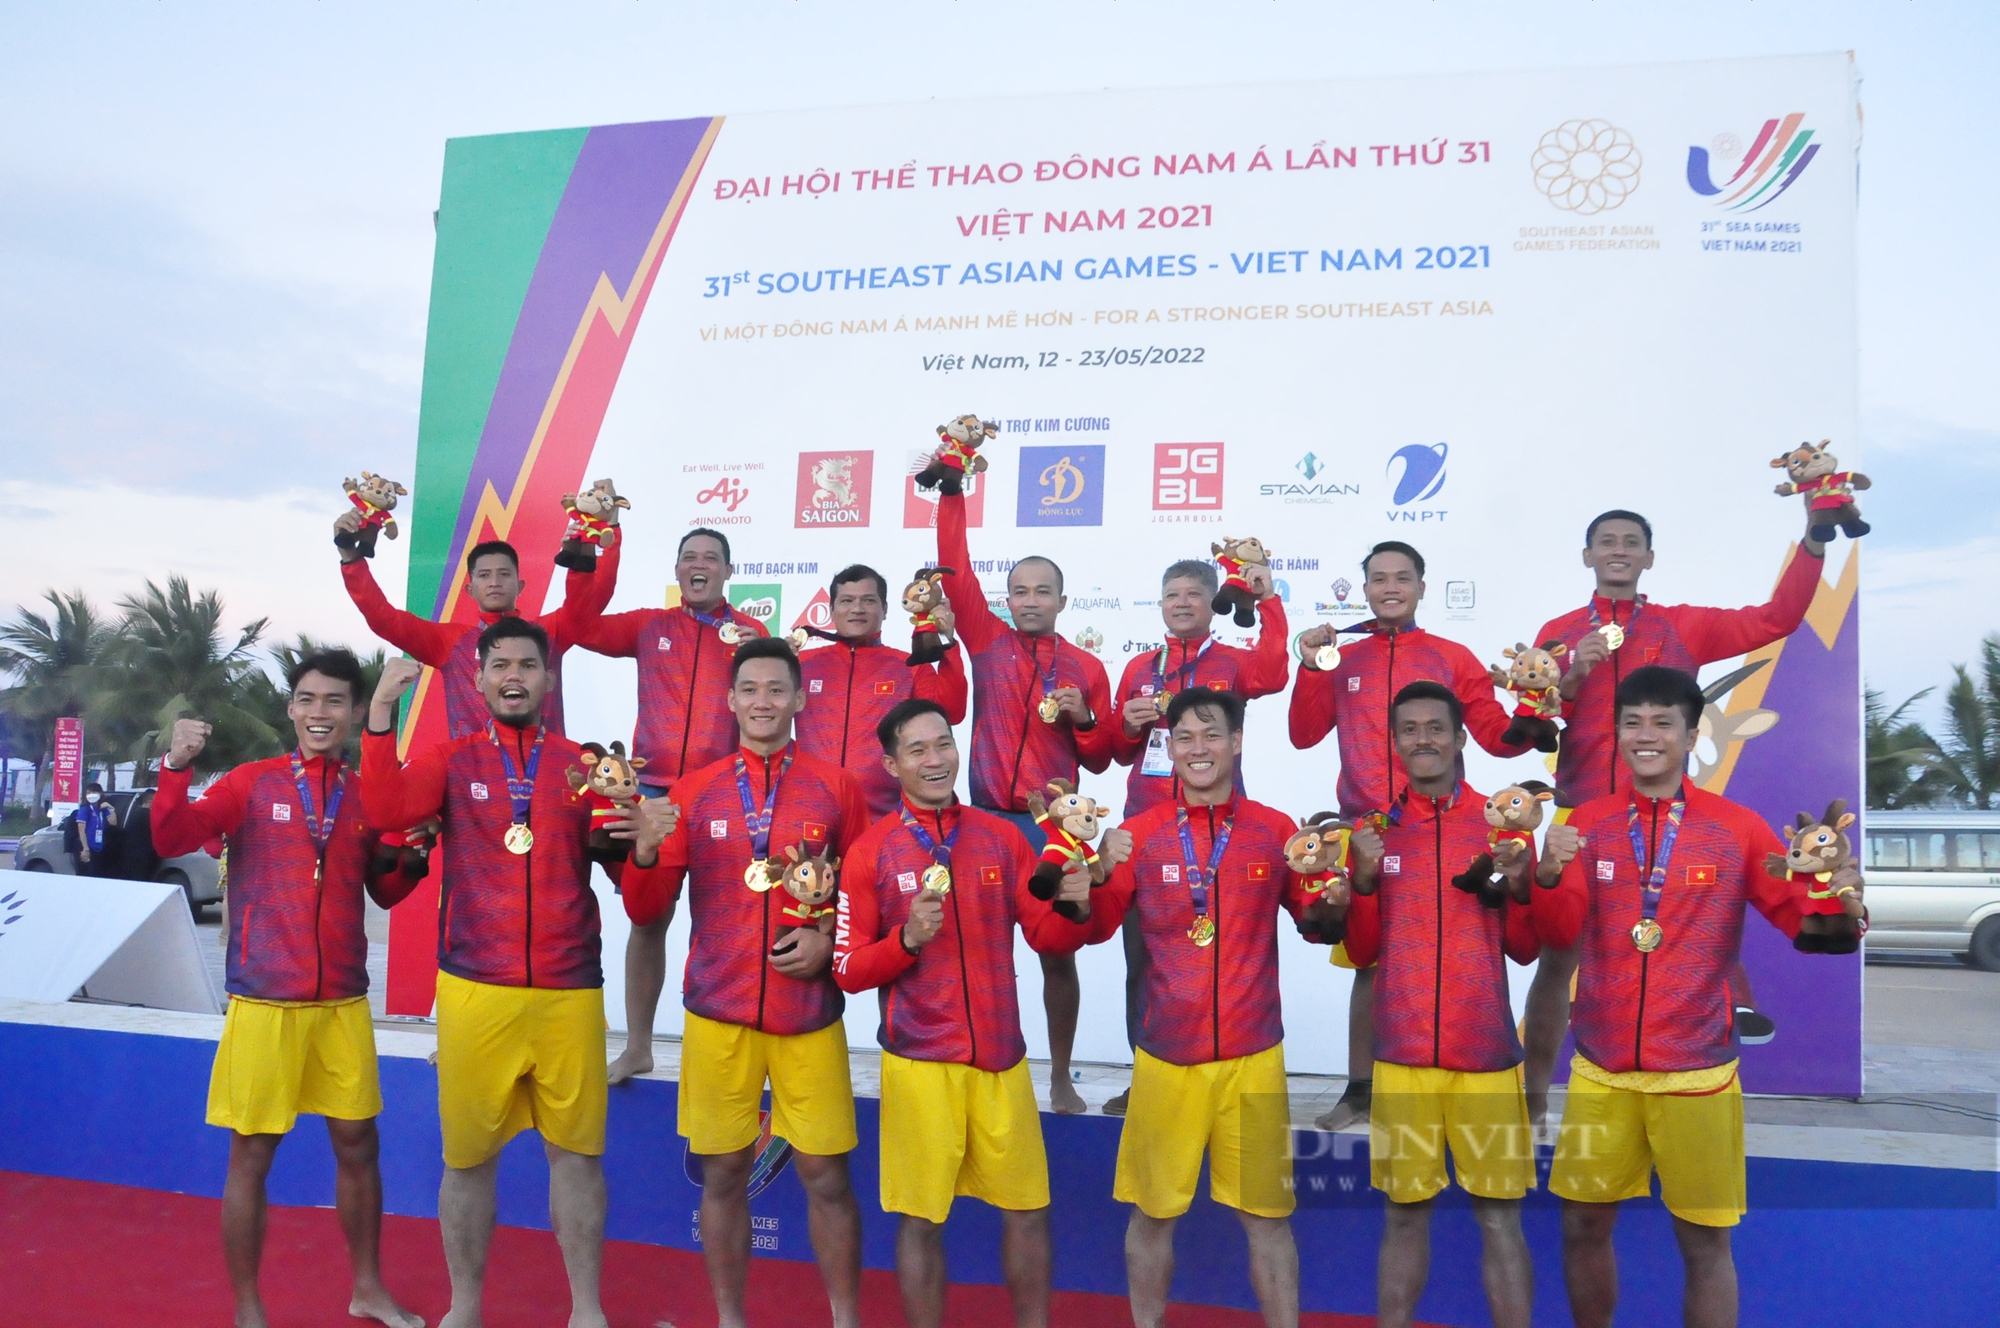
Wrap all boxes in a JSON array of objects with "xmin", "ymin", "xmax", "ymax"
[
  {"xmin": 1534, "ymin": 548, "xmax": 1821, "ymax": 804},
  {"xmin": 622, "ymin": 743, "xmax": 870, "ymax": 1036},
  {"xmin": 153, "ymin": 753, "xmax": 417, "ymax": 1002},
  {"xmin": 1288, "ymin": 622, "xmax": 1528, "ymax": 817},
  {"xmin": 362, "ymin": 724, "xmax": 658, "ymax": 989},
  {"xmin": 936, "ymin": 492, "xmax": 1116, "ymax": 812},
  {"xmin": 1341, "ymin": 783, "xmax": 1541, "ymax": 1073},
  {"xmin": 798, "ymin": 636, "xmax": 969, "ymax": 816},
  {"xmin": 1537, "ymin": 783, "xmax": 1812, "ymax": 1073},
  {"xmin": 833, "ymin": 800, "xmax": 1082, "ymax": 1070},
  {"xmin": 576, "ymin": 600, "xmax": 768, "ymax": 786},
  {"xmin": 341, "ymin": 542, "xmax": 618, "ymax": 740},
  {"xmin": 1066, "ymin": 796, "xmax": 1311, "ymax": 1067},
  {"xmin": 1107, "ymin": 616, "xmax": 1292, "ymax": 818}
]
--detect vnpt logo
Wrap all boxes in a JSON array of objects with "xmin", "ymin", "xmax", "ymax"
[
  {"xmin": 1687, "ymin": 115, "xmax": 1820, "ymax": 211},
  {"xmin": 1154, "ymin": 443, "xmax": 1224, "ymax": 510},
  {"xmin": 1017, "ymin": 445, "xmax": 1105, "ymax": 526},
  {"xmin": 1386, "ymin": 443, "xmax": 1448, "ymax": 505}
]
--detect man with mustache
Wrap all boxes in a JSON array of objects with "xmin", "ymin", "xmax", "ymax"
[
  {"xmin": 1535, "ymin": 665, "xmax": 1863, "ymax": 1328},
  {"xmin": 363, "ymin": 619, "xmax": 674, "ymax": 1328},
  {"xmin": 796, "ymin": 564, "xmax": 968, "ymax": 816},
  {"xmin": 575, "ymin": 527, "xmax": 768, "ymax": 1084},
  {"xmin": 1519, "ymin": 510, "xmax": 1826, "ymax": 1126},
  {"xmin": 1289, "ymin": 541, "xmax": 1531, "ymax": 1130},
  {"xmin": 833, "ymin": 697, "xmax": 1110, "ymax": 1328},
  {"xmin": 936, "ymin": 488, "xmax": 1117, "ymax": 1115},
  {"xmin": 153, "ymin": 649, "xmax": 424, "ymax": 1328},
  {"xmin": 1340, "ymin": 681, "xmax": 1541, "ymax": 1328},
  {"xmin": 621, "ymin": 636, "xmax": 874, "ymax": 1328}
]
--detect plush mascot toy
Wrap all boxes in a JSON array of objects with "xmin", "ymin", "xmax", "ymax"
[
  {"xmin": 901, "ymin": 567, "xmax": 955, "ymax": 666},
  {"xmin": 366, "ymin": 817, "xmax": 440, "ymax": 894},
  {"xmin": 774, "ymin": 841, "xmax": 841, "ymax": 937},
  {"xmin": 335, "ymin": 471, "xmax": 408, "ymax": 559},
  {"xmin": 914, "ymin": 414, "xmax": 998, "ymax": 496},
  {"xmin": 1489, "ymin": 641, "xmax": 1568, "ymax": 753},
  {"xmin": 1762, "ymin": 799, "xmax": 1868, "ymax": 953},
  {"xmin": 1026, "ymin": 779, "xmax": 1109, "ymax": 915},
  {"xmin": 1284, "ymin": 812, "xmax": 1353, "ymax": 943},
  {"xmin": 1209, "ymin": 535, "xmax": 1272, "ymax": 628},
  {"xmin": 565, "ymin": 741, "xmax": 647, "ymax": 863},
  {"xmin": 554, "ymin": 478, "xmax": 630, "ymax": 573},
  {"xmin": 1771, "ymin": 440, "xmax": 1871, "ymax": 543},
  {"xmin": 1452, "ymin": 782, "xmax": 1553, "ymax": 908}
]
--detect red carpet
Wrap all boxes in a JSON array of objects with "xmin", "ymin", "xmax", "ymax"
[{"xmin": 0, "ymin": 1171, "xmax": 1382, "ymax": 1327}]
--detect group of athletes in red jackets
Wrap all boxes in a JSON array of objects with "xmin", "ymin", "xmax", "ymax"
[{"xmin": 150, "ymin": 484, "xmax": 1864, "ymax": 1328}]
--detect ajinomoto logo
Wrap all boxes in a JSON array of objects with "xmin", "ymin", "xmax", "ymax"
[
  {"xmin": 1686, "ymin": 114, "xmax": 1820, "ymax": 211},
  {"xmin": 1017, "ymin": 444, "xmax": 1105, "ymax": 527},
  {"xmin": 1532, "ymin": 119, "xmax": 1642, "ymax": 215}
]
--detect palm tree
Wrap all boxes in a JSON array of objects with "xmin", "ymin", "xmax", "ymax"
[
  {"xmin": 99, "ymin": 576, "xmax": 282, "ymax": 780},
  {"xmin": 1935, "ymin": 634, "xmax": 2000, "ymax": 810},
  {"xmin": 1864, "ymin": 687, "xmax": 1953, "ymax": 809},
  {"xmin": 0, "ymin": 589, "xmax": 120, "ymax": 796}
]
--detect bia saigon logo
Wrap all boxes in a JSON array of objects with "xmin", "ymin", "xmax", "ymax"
[
  {"xmin": 1017, "ymin": 445, "xmax": 1105, "ymax": 527},
  {"xmin": 1686, "ymin": 114, "xmax": 1820, "ymax": 211},
  {"xmin": 793, "ymin": 451, "xmax": 873, "ymax": 528}
]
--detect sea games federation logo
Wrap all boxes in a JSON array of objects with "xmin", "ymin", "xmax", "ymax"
[
  {"xmin": 1532, "ymin": 119, "xmax": 1642, "ymax": 215},
  {"xmin": 1686, "ymin": 113, "xmax": 1820, "ymax": 211},
  {"xmin": 1385, "ymin": 442, "xmax": 1449, "ymax": 524},
  {"xmin": 794, "ymin": 451, "xmax": 873, "ymax": 528}
]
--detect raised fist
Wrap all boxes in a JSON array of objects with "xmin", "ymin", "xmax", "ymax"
[
  {"xmin": 166, "ymin": 718, "xmax": 212, "ymax": 771},
  {"xmin": 372, "ymin": 657, "xmax": 424, "ymax": 711}
]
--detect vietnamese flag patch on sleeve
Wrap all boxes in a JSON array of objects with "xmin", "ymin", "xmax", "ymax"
[
  {"xmin": 1247, "ymin": 862, "xmax": 1271, "ymax": 881},
  {"xmin": 980, "ymin": 864, "xmax": 1003, "ymax": 886},
  {"xmin": 1687, "ymin": 865, "xmax": 1717, "ymax": 886}
]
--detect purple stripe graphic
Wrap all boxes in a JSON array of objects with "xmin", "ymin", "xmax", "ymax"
[{"xmin": 436, "ymin": 116, "xmax": 717, "ymax": 616}]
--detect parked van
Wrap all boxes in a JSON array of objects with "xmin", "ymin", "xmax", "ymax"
[{"xmin": 1862, "ymin": 809, "xmax": 2000, "ymax": 969}]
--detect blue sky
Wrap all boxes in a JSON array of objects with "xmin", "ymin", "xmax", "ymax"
[{"xmin": 1, "ymin": 1, "xmax": 1994, "ymax": 717}]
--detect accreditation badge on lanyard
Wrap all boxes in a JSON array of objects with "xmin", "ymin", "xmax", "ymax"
[{"xmin": 1140, "ymin": 728, "xmax": 1175, "ymax": 778}]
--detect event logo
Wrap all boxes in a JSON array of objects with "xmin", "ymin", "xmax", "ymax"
[
  {"xmin": 1532, "ymin": 119, "xmax": 1642, "ymax": 215},
  {"xmin": 728, "ymin": 583, "xmax": 782, "ymax": 628},
  {"xmin": 1686, "ymin": 114, "xmax": 1820, "ymax": 211},
  {"xmin": 684, "ymin": 1110, "xmax": 793, "ymax": 1199},
  {"xmin": 1386, "ymin": 443, "xmax": 1449, "ymax": 505},
  {"xmin": 697, "ymin": 477, "xmax": 749, "ymax": 512},
  {"xmin": 1154, "ymin": 443, "xmax": 1224, "ymax": 510},
  {"xmin": 791, "ymin": 588, "xmax": 833, "ymax": 635},
  {"xmin": 1017, "ymin": 445, "xmax": 1105, "ymax": 527},
  {"xmin": 1074, "ymin": 626, "xmax": 1105, "ymax": 654},
  {"xmin": 794, "ymin": 451, "xmax": 873, "ymax": 528},
  {"xmin": 903, "ymin": 450, "xmax": 985, "ymax": 528}
]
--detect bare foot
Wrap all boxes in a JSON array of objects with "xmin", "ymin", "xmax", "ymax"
[
  {"xmin": 1525, "ymin": 1085, "xmax": 1549, "ymax": 1133},
  {"xmin": 1049, "ymin": 1075, "xmax": 1086, "ymax": 1115},
  {"xmin": 234, "ymin": 1300, "xmax": 270, "ymax": 1328},
  {"xmin": 437, "ymin": 1302, "xmax": 483, "ymax": 1328},
  {"xmin": 607, "ymin": 1045, "xmax": 654, "ymax": 1085},
  {"xmin": 1314, "ymin": 1079, "xmax": 1371, "ymax": 1133},
  {"xmin": 350, "ymin": 1286, "xmax": 425, "ymax": 1328},
  {"xmin": 566, "ymin": 1307, "xmax": 611, "ymax": 1328},
  {"xmin": 1101, "ymin": 1088, "xmax": 1130, "ymax": 1116}
]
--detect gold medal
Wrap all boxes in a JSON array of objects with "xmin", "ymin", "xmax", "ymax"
[
  {"xmin": 1599, "ymin": 623, "xmax": 1626, "ymax": 651},
  {"xmin": 1631, "ymin": 917, "xmax": 1663, "ymax": 952},
  {"xmin": 1038, "ymin": 695, "xmax": 1061, "ymax": 723},
  {"xmin": 1154, "ymin": 690, "xmax": 1173, "ymax": 713},
  {"xmin": 745, "ymin": 859, "xmax": 775, "ymax": 891},
  {"xmin": 718, "ymin": 621, "xmax": 743, "ymax": 645},
  {"xmin": 1313, "ymin": 643, "xmax": 1341, "ymax": 672},
  {"xmin": 1188, "ymin": 915, "xmax": 1216, "ymax": 947},
  {"xmin": 921, "ymin": 863, "xmax": 952, "ymax": 895},
  {"xmin": 504, "ymin": 823, "xmax": 535, "ymax": 855}
]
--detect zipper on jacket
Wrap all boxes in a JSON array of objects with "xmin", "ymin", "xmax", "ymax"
[
  {"xmin": 753, "ymin": 751, "xmax": 781, "ymax": 1031},
  {"xmin": 1007, "ymin": 636, "xmax": 1043, "ymax": 810},
  {"xmin": 838, "ymin": 644, "xmax": 858, "ymax": 766},
  {"xmin": 1633, "ymin": 799, "xmax": 1658, "ymax": 1070},
  {"xmin": 935, "ymin": 810, "xmax": 978, "ymax": 1065},
  {"xmin": 1208, "ymin": 806, "xmax": 1223, "ymax": 1063},
  {"xmin": 1384, "ymin": 631, "xmax": 1399, "ymax": 811},
  {"xmin": 1432, "ymin": 804, "xmax": 1444, "ymax": 1068},
  {"xmin": 680, "ymin": 623, "xmax": 704, "ymax": 777},
  {"xmin": 312, "ymin": 761, "xmax": 332, "ymax": 1000},
  {"xmin": 1608, "ymin": 601, "xmax": 1625, "ymax": 791}
]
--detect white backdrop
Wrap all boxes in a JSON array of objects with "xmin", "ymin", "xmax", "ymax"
[{"xmin": 563, "ymin": 53, "xmax": 1860, "ymax": 1072}]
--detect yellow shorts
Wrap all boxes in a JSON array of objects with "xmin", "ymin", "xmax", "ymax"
[
  {"xmin": 207, "ymin": 995, "xmax": 381, "ymax": 1136},
  {"xmin": 1549, "ymin": 1062, "xmax": 1746, "ymax": 1227},
  {"xmin": 434, "ymin": 971, "xmax": 607, "ymax": 1169},
  {"xmin": 678, "ymin": 1010, "xmax": 857, "ymax": 1158},
  {"xmin": 880, "ymin": 1053, "xmax": 1049, "ymax": 1223},
  {"xmin": 1114, "ymin": 1044, "xmax": 1293, "ymax": 1219},
  {"xmin": 1369, "ymin": 1061, "xmax": 1535, "ymax": 1203},
  {"xmin": 1327, "ymin": 941, "xmax": 1375, "ymax": 973}
]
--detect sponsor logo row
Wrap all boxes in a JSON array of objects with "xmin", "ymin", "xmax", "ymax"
[{"xmin": 693, "ymin": 442, "xmax": 1454, "ymax": 530}]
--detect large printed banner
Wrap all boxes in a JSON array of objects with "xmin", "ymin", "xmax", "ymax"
[{"xmin": 399, "ymin": 54, "xmax": 1863, "ymax": 1093}]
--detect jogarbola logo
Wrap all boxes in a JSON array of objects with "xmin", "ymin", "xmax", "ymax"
[
  {"xmin": 1532, "ymin": 119, "xmax": 1642, "ymax": 215},
  {"xmin": 1686, "ymin": 114, "xmax": 1820, "ymax": 211}
]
